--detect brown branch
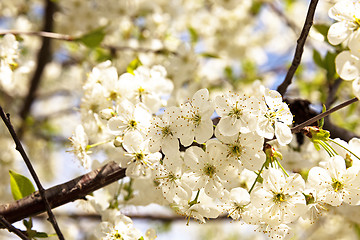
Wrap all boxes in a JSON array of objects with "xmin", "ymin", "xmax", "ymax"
[
  {"xmin": 291, "ymin": 97, "xmax": 358, "ymax": 134},
  {"xmin": 0, "ymin": 106, "xmax": 64, "ymax": 239},
  {"xmin": 0, "ymin": 30, "xmax": 73, "ymax": 41},
  {"xmin": 325, "ymin": 77, "xmax": 343, "ymax": 109},
  {"xmin": 268, "ymin": 2, "xmax": 300, "ymax": 34},
  {"xmin": 33, "ymin": 212, "xmax": 232, "ymax": 222},
  {"xmin": 18, "ymin": 0, "xmax": 56, "ymax": 139},
  {"xmin": 0, "ymin": 161, "xmax": 126, "ymax": 225},
  {"xmin": 0, "ymin": 30, "xmax": 178, "ymax": 56},
  {"xmin": 277, "ymin": 0, "xmax": 319, "ymax": 96},
  {"xmin": 0, "ymin": 215, "xmax": 29, "ymax": 240}
]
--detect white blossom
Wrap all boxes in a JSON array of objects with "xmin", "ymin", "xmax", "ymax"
[
  {"xmin": 250, "ymin": 168, "xmax": 307, "ymax": 225},
  {"xmin": 327, "ymin": 0, "xmax": 360, "ymax": 46},
  {"xmin": 122, "ymin": 131, "xmax": 162, "ymax": 177},
  {"xmin": 215, "ymin": 92, "xmax": 260, "ymax": 136},
  {"xmin": 307, "ymin": 155, "xmax": 360, "ymax": 206},
  {"xmin": 184, "ymin": 145, "xmax": 239, "ymax": 198},
  {"xmin": 257, "ymin": 89, "xmax": 293, "ymax": 146},
  {"xmin": 68, "ymin": 125, "xmax": 91, "ymax": 168},
  {"xmin": 176, "ymin": 88, "xmax": 215, "ymax": 146},
  {"xmin": 148, "ymin": 106, "xmax": 181, "ymax": 155}
]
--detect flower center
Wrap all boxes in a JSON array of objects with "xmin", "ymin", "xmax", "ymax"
[
  {"xmin": 332, "ymin": 179, "xmax": 343, "ymax": 192},
  {"xmin": 128, "ymin": 119, "xmax": 138, "ymax": 129},
  {"xmin": 228, "ymin": 106, "xmax": 243, "ymax": 119},
  {"xmin": 138, "ymin": 86, "xmax": 146, "ymax": 102},
  {"xmin": 192, "ymin": 113, "xmax": 202, "ymax": 127},
  {"xmin": 161, "ymin": 125, "xmax": 172, "ymax": 137},
  {"xmin": 229, "ymin": 144, "xmax": 242, "ymax": 157},
  {"xmin": 104, "ymin": 229, "xmax": 124, "ymax": 240},
  {"xmin": 109, "ymin": 91, "xmax": 119, "ymax": 101},
  {"xmin": 273, "ymin": 192, "xmax": 287, "ymax": 203},
  {"xmin": 135, "ymin": 152, "xmax": 144, "ymax": 162},
  {"xmin": 264, "ymin": 109, "xmax": 278, "ymax": 124},
  {"xmin": 204, "ymin": 164, "xmax": 216, "ymax": 178}
]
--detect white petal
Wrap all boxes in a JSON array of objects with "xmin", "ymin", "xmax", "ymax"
[
  {"xmin": 335, "ymin": 51, "xmax": 360, "ymax": 81},
  {"xmin": 328, "ymin": 21, "xmax": 352, "ymax": 45},
  {"xmin": 275, "ymin": 122, "xmax": 293, "ymax": 146}
]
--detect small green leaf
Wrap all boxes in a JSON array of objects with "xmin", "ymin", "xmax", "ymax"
[
  {"xmin": 188, "ymin": 26, "xmax": 198, "ymax": 44},
  {"xmin": 317, "ymin": 105, "xmax": 326, "ymax": 128},
  {"xmin": 324, "ymin": 51, "xmax": 337, "ymax": 80},
  {"xmin": 313, "ymin": 24, "xmax": 330, "ymax": 42},
  {"xmin": 76, "ymin": 27, "xmax": 106, "ymax": 48},
  {"xmin": 34, "ymin": 232, "xmax": 49, "ymax": 238},
  {"xmin": 312, "ymin": 49, "xmax": 323, "ymax": 68},
  {"xmin": 250, "ymin": 1, "xmax": 262, "ymax": 15},
  {"xmin": 9, "ymin": 170, "xmax": 35, "ymax": 200},
  {"xmin": 23, "ymin": 218, "xmax": 33, "ymax": 230},
  {"xmin": 126, "ymin": 58, "xmax": 142, "ymax": 75},
  {"xmin": 200, "ymin": 52, "xmax": 220, "ymax": 58}
]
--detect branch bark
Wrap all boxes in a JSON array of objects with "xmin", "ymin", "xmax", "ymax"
[
  {"xmin": 277, "ymin": 0, "xmax": 319, "ymax": 96},
  {"xmin": 18, "ymin": 0, "xmax": 56, "ymax": 138},
  {"xmin": 291, "ymin": 97, "xmax": 358, "ymax": 134},
  {"xmin": 0, "ymin": 106, "xmax": 64, "ymax": 239},
  {"xmin": 0, "ymin": 216, "xmax": 29, "ymax": 240},
  {"xmin": 0, "ymin": 161, "xmax": 126, "ymax": 225}
]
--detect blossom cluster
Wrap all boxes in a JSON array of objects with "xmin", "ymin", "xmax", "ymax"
[
  {"xmin": 328, "ymin": 0, "xmax": 360, "ymax": 99},
  {"xmin": 1, "ymin": 0, "xmax": 360, "ymax": 239},
  {"xmin": 0, "ymin": 34, "xmax": 18, "ymax": 91},
  {"xmin": 68, "ymin": 60, "xmax": 360, "ymax": 239}
]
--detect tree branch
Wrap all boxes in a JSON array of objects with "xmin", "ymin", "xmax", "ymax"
[
  {"xmin": 0, "ymin": 105, "xmax": 65, "ymax": 239},
  {"xmin": 0, "ymin": 215, "xmax": 29, "ymax": 240},
  {"xmin": 291, "ymin": 97, "xmax": 359, "ymax": 134},
  {"xmin": 0, "ymin": 161, "xmax": 126, "ymax": 225},
  {"xmin": 277, "ymin": 0, "xmax": 319, "ymax": 96},
  {"xmin": 18, "ymin": 0, "xmax": 56, "ymax": 139},
  {"xmin": 0, "ymin": 30, "xmax": 178, "ymax": 56}
]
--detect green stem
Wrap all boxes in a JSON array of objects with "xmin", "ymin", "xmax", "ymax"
[
  {"xmin": 248, "ymin": 162, "xmax": 266, "ymax": 194},
  {"xmin": 86, "ymin": 140, "xmax": 111, "ymax": 150},
  {"xmin": 275, "ymin": 158, "xmax": 289, "ymax": 177},
  {"xmin": 328, "ymin": 138, "xmax": 360, "ymax": 161},
  {"xmin": 319, "ymin": 141, "xmax": 334, "ymax": 157},
  {"xmin": 323, "ymin": 140, "xmax": 338, "ymax": 155}
]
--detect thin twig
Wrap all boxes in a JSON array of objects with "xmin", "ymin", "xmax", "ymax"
[
  {"xmin": 325, "ymin": 77, "xmax": 343, "ymax": 108},
  {"xmin": 0, "ymin": 215, "xmax": 29, "ymax": 240},
  {"xmin": 0, "ymin": 161, "xmax": 126, "ymax": 225},
  {"xmin": 18, "ymin": 0, "xmax": 56, "ymax": 139},
  {"xmin": 268, "ymin": 2, "xmax": 300, "ymax": 34},
  {"xmin": 0, "ymin": 30, "xmax": 178, "ymax": 56},
  {"xmin": 277, "ymin": 0, "xmax": 319, "ymax": 96},
  {"xmin": 291, "ymin": 97, "xmax": 358, "ymax": 133},
  {"xmin": 0, "ymin": 30, "xmax": 73, "ymax": 41},
  {"xmin": 0, "ymin": 106, "xmax": 64, "ymax": 240}
]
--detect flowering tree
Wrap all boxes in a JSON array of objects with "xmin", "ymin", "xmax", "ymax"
[{"xmin": 1, "ymin": 0, "xmax": 360, "ymax": 239}]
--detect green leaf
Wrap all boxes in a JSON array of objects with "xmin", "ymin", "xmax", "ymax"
[
  {"xmin": 34, "ymin": 232, "xmax": 49, "ymax": 238},
  {"xmin": 188, "ymin": 26, "xmax": 198, "ymax": 44},
  {"xmin": 224, "ymin": 66, "xmax": 233, "ymax": 80},
  {"xmin": 200, "ymin": 52, "xmax": 220, "ymax": 58},
  {"xmin": 317, "ymin": 104, "xmax": 326, "ymax": 128},
  {"xmin": 76, "ymin": 27, "xmax": 106, "ymax": 48},
  {"xmin": 9, "ymin": 170, "xmax": 35, "ymax": 200},
  {"xmin": 23, "ymin": 218, "xmax": 33, "ymax": 230},
  {"xmin": 312, "ymin": 49, "xmax": 323, "ymax": 68},
  {"xmin": 324, "ymin": 51, "xmax": 337, "ymax": 80},
  {"xmin": 354, "ymin": 223, "xmax": 360, "ymax": 238},
  {"xmin": 250, "ymin": 1, "xmax": 262, "ymax": 15},
  {"xmin": 126, "ymin": 58, "xmax": 142, "ymax": 75},
  {"xmin": 313, "ymin": 24, "xmax": 330, "ymax": 42}
]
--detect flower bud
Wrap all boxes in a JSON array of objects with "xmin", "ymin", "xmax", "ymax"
[{"xmin": 99, "ymin": 108, "xmax": 115, "ymax": 120}]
